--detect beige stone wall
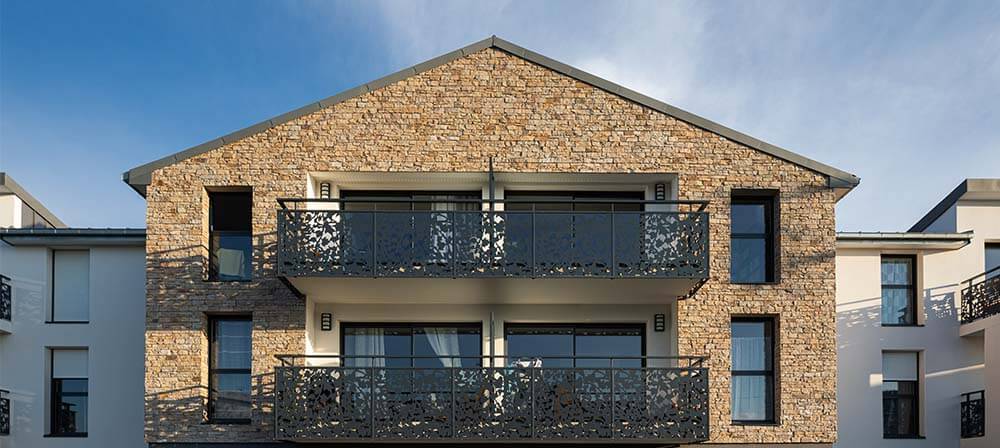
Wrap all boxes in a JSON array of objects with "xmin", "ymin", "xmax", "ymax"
[{"xmin": 144, "ymin": 47, "xmax": 837, "ymax": 444}]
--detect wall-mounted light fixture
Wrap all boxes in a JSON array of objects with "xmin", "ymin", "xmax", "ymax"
[
  {"xmin": 654, "ymin": 314, "xmax": 666, "ymax": 332},
  {"xmin": 654, "ymin": 183, "xmax": 666, "ymax": 201},
  {"xmin": 319, "ymin": 182, "xmax": 332, "ymax": 199},
  {"xmin": 320, "ymin": 313, "xmax": 333, "ymax": 331}
]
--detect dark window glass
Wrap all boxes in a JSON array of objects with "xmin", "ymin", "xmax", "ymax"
[
  {"xmin": 52, "ymin": 378, "xmax": 88, "ymax": 435},
  {"xmin": 209, "ymin": 317, "xmax": 252, "ymax": 422},
  {"xmin": 209, "ymin": 191, "xmax": 252, "ymax": 281},
  {"xmin": 882, "ymin": 381, "xmax": 919, "ymax": 437},
  {"xmin": 505, "ymin": 324, "xmax": 644, "ymax": 368},
  {"xmin": 986, "ymin": 243, "xmax": 1000, "ymax": 279},
  {"xmin": 731, "ymin": 193, "xmax": 777, "ymax": 283},
  {"xmin": 504, "ymin": 191, "xmax": 644, "ymax": 212},
  {"xmin": 881, "ymin": 256, "xmax": 916, "ymax": 325},
  {"xmin": 342, "ymin": 323, "xmax": 482, "ymax": 368},
  {"xmin": 340, "ymin": 191, "xmax": 481, "ymax": 212},
  {"xmin": 731, "ymin": 318, "xmax": 775, "ymax": 423}
]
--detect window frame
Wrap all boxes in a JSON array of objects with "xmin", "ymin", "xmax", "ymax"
[
  {"xmin": 503, "ymin": 323, "xmax": 647, "ymax": 367},
  {"xmin": 207, "ymin": 190, "xmax": 253, "ymax": 282},
  {"xmin": 48, "ymin": 250, "xmax": 90, "ymax": 324},
  {"xmin": 207, "ymin": 316, "xmax": 253, "ymax": 424},
  {"xmin": 730, "ymin": 191, "xmax": 778, "ymax": 284},
  {"xmin": 882, "ymin": 351, "xmax": 921, "ymax": 438},
  {"xmin": 340, "ymin": 322, "xmax": 484, "ymax": 367},
  {"xmin": 880, "ymin": 255, "xmax": 918, "ymax": 327},
  {"xmin": 730, "ymin": 317, "xmax": 777, "ymax": 425},
  {"xmin": 48, "ymin": 349, "xmax": 88, "ymax": 437}
]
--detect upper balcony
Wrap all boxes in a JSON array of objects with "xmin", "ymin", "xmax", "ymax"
[
  {"xmin": 961, "ymin": 267, "xmax": 1000, "ymax": 325},
  {"xmin": 276, "ymin": 198, "xmax": 709, "ymax": 301}
]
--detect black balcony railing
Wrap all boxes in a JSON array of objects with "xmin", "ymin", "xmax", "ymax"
[
  {"xmin": 0, "ymin": 389, "xmax": 10, "ymax": 436},
  {"xmin": 276, "ymin": 199, "xmax": 709, "ymax": 280},
  {"xmin": 961, "ymin": 267, "xmax": 1000, "ymax": 324},
  {"xmin": 0, "ymin": 275, "xmax": 11, "ymax": 322},
  {"xmin": 961, "ymin": 390, "xmax": 984, "ymax": 439},
  {"xmin": 274, "ymin": 355, "xmax": 709, "ymax": 443}
]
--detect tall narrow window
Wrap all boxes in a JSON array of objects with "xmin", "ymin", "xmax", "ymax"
[
  {"xmin": 209, "ymin": 191, "xmax": 252, "ymax": 281},
  {"xmin": 209, "ymin": 317, "xmax": 252, "ymax": 422},
  {"xmin": 731, "ymin": 318, "xmax": 775, "ymax": 423},
  {"xmin": 50, "ymin": 349, "xmax": 88, "ymax": 436},
  {"xmin": 881, "ymin": 256, "xmax": 916, "ymax": 325},
  {"xmin": 882, "ymin": 351, "xmax": 919, "ymax": 438},
  {"xmin": 52, "ymin": 250, "xmax": 89, "ymax": 322},
  {"xmin": 730, "ymin": 192, "xmax": 777, "ymax": 283}
]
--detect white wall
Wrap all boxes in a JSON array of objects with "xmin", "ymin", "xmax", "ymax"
[
  {"xmin": 0, "ymin": 196, "xmax": 21, "ymax": 229},
  {"xmin": 0, "ymin": 245, "xmax": 145, "ymax": 448}
]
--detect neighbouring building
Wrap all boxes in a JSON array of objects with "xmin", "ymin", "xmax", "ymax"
[
  {"xmin": 122, "ymin": 36, "xmax": 860, "ymax": 447},
  {"xmin": 836, "ymin": 179, "xmax": 1000, "ymax": 447},
  {"xmin": 0, "ymin": 172, "xmax": 146, "ymax": 448}
]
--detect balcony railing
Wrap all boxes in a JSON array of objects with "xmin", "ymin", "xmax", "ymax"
[
  {"xmin": 0, "ymin": 389, "xmax": 9, "ymax": 436},
  {"xmin": 961, "ymin": 267, "xmax": 1000, "ymax": 324},
  {"xmin": 961, "ymin": 390, "xmax": 984, "ymax": 439},
  {"xmin": 274, "ymin": 355, "xmax": 709, "ymax": 443},
  {"xmin": 0, "ymin": 275, "xmax": 10, "ymax": 323},
  {"xmin": 276, "ymin": 199, "xmax": 709, "ymax": 280}
]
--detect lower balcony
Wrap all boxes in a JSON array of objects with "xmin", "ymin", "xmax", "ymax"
[
  {"xmin": 0, "ymin": 389, "xmax": 9, "ymax": 436},
  {"xmin": 0, "ymin": 275, "xmax": 10, "ymax": 335},
  {"xmin": 274, "ymin": 356, "xmax": 709, "ymax": 444},
  {"xmin": 961, "ymin": 268, "xmax": 1000, "ymax": 324}
]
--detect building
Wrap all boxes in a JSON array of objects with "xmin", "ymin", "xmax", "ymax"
[
  {"xmin": 123, "ymin": 36, "xmax": 859, "ymax": 447},
  {"xmin": 836, "ymin": 179, "xmax": 1000, "ymax": 447},
  {"xmin": 0, "ymin": 172, "xmax": 146, "ymax": 448}
]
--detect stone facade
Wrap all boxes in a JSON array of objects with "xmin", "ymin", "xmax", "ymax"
[{"xmin": 144, "ymin": 47, "xmax": 838, "ymax": 444}]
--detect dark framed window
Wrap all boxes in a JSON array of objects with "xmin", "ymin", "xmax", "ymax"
[
  {"xmin": 881, "ymin": 256, "xmax": 916, "ymax": 325},
  {"xmin": 504, "ymin": 323, "xmax": 645, "ymax": 368},
  {"xmin": 986, "ymin": 243, "xmax": 1000, "ymax": 279},
  {"xmin": 882, "ymin": 351, "xmax": 919, "ymax": 438},
  {"xmin": 208, "ymin": 191, "xmax": 252, "ymax": 281},
  {"xmin": 209, "ymin": 317, "xmax": 252, "ymax": 423},
  {"xmin": 50, "ymin": 349, "xmax": 88, "ymax": 437},
  {"xmin": 730, "ymin": 192, "xmax": 778, "ymax": 283},
  {"xmin": 341, "ymin": 323, "xmax": 482, "ymax": 367},
  {"xmin": 731, "ymin": 317, "xmax": 775, "ymax": 424},
  {"xmin": 503, "ymin": 191, "xmax": 644, "ymax": 212},
  {"xmin": 340, "ymin": 191, "xmax": 482, "ymax": 211}
]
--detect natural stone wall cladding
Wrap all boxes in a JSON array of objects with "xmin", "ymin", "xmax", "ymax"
[{"xmin": 145, "ymin": 47, "xmax": 837, "ymax": 444}]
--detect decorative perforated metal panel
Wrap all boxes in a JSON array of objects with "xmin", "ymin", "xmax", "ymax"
[
  {"xmin": 0, "ymin": 395, "xmax": 9, "ymax": 436},
  {"xmin": 961, "ymin": 390, "xmax": 984, "ymax": 439},
  {"xmin": 276, "ymin": 209, "xmax": 709, "ymax": 279},
  {"xmin": 274, "ymin": 365, "xmax": 709, "ymax": 443},
  {"xmin": 961, "ymin": 273, "xmax": 1000, "ymax": 324},
  {"xmin": 0, "ymin": 275, "xmax": 10, "ymax": 322}
]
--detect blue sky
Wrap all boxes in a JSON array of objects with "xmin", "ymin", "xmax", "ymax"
[{"xmin": 1, "ymin": 0, "xmax": 998, "ymax": 230}]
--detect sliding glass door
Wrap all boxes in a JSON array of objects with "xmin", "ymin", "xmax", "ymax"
[
  {"xmin": 505, "ymin": 324, "xmax": 644, "ymax": 367},
  {"xmin": 342, "ymin": 323, "xmax": 482, "ymax": 367}
]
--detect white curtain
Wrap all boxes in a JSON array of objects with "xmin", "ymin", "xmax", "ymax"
[
  {"xmin": 732, "ymin": 332, "xmax": 767, "ymax": 420},
  {"xmin": 423, "ymin": 327, "xmax": 461, "ymax": 368},
  {"xmin": 350, "ymin": 328, "xmax": 386, "ymax": 367}
]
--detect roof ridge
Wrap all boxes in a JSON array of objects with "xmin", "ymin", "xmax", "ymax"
[{"xmin": 123, "ymin": 35, "xmax": 860, "ymax": 196}]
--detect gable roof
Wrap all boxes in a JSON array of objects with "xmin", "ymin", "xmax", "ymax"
[
  {"xmin": 0, "ymin": 172, "xmax": 67, "ymax": 228},
  {"xmin": 123, "ymin": 35, "xmax": 861, "ymax": 197},
  {"xmin": 909, "ymin": 178, "xmax": 1000, "ymax": 232}
]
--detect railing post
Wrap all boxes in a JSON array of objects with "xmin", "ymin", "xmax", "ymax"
[
  {"xmin": 370, "ymin": 366, "xmax": 376, "ymax": 439},
  {"xmin": 450, "ymin": 367, "xmax": 456, "ymax": 438},
  {"xmin": 610, "ymin": 366, "xmax": 616, "ymax": 439},
  {"xmin": 530, "ymin": 367, "xmax": 536, "ymax": 439}
]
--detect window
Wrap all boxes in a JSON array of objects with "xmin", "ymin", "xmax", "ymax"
[
  {"xmin": 730, "ymin": 192, "xmax": 777, "ymax": 283},
  {"xmin": 882, "ymin": 351, "xmax": 919, "ymax": 438},
  {"xmin": 50, "ymin": 349, "xmax": 88, "ymax": 436},
  {"xmin": 731, "ymin": 318, "xmax": 775, "ymax": 423},
  {"xmin": 881, "ymin": 256, "xmax": 916, "ymax": 325},
  {"xmin": 209, "ymin": 317, "xmax": 252, "ymax": 422},
  {"xmin": 51, "ymin": 250, "xmax": 89, "ymax": 322},
  {"xmin": 505, "ymin": 324, "xmax": 644, "ymax": 368},
  {"xmin": 503, "ymin": 191, "xmax": 644, "ymax": 212},
  {"xmin": 986, "ymin": 243, "xmax": 1000, "ymax": 279},
  {"xmin": 342, "ymin": 323, "xmax": 482, "ymax": 367},
  {"xmin": 340, "ymin": 191, "xmax": 481, "ymax": 211},
  {"xmin": 208, "ymin": 191, "xmax": 252, "ymax": 281}
]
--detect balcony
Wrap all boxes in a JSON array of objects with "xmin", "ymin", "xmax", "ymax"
[
  {"xmin": 0, "ymin": 389, "xmax": 9, "ymax": 436},
  {"xmin": 276, "ymin": 198, "xmax": 709, "ymax": 300},
  {"xmin": 0, "ymin": 275, "xmax": 10, "ymax": 335},
  {"xmin": 961, "ymin": 390, "xmax": 984, "ymax": 439},
  {"xmin": 961, "ymin": 267, "xmax": 1000, "ymax": 324},
  {"xmin": 274, "ymin": 355, "xmax": 709, "ymax": 444}
]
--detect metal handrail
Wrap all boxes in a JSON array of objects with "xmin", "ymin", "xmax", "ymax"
[
  {"xmin": 275, "ymin": 354, "xmax": 707, "ymax": 367},
  {"xmin": 278, "ymin": 197, "xmax": 710, "ymax": 212},
  {"xmin": 964, "ymin": 266, "xmax": 1000, "ymax": 287}
]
